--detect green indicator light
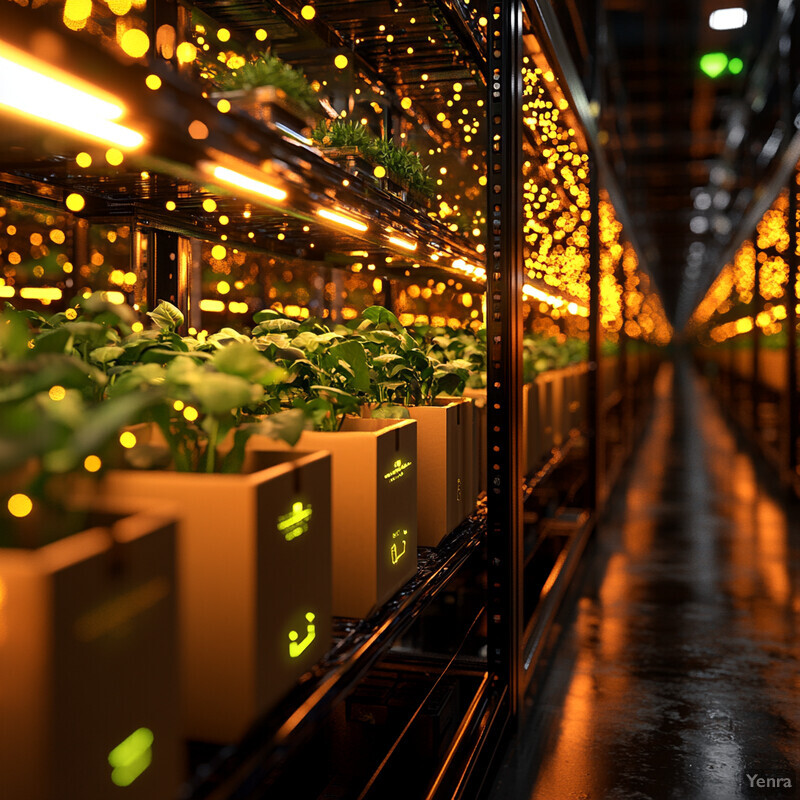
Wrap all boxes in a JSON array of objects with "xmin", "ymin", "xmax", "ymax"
[
  {"xmin": 108, "ymin": 728, "xmax": 153, "ymax": 787},
  {"xmin": 390, "ymin": 528, "xmax": 409, "ymax": 564},
  {"xmin": 700, "ymin": 52, "xmax": 729, "ymax": 78},
  {"xmin": 383, "ymin": 458, "xmax": 412, "ymax": 483},
  {"xmin": 288, "ymin": 611, "xmax": 316, "ymax": 658},
  {"xmin": 278, "ymin": 501, "xmax": 313, "ymax": 541},
  {"xmin": 728, "ymin": 57, "xmax": 744, "ymax": 75}
]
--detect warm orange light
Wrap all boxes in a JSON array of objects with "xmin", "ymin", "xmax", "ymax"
[
  {"xmin": 0, "ymin": 41, "xmax": 144, "ymax": 149},
  {"xmin": 387, "ymin": 234, "xmax": 417, "ymax": 252},
  {"xmin": 7, "ymin": 493, "xmax": 32, "ymax": 518},
  {"xmin": 209, "ymin": 166, "xmax": 287, "ymax": 202},
  {"xmin": 20, "ymin": 287, "xmax": 62, "ymax": 302},
  {"xmin": 316, "ymin": 208, "xmax": 368, "ymax": 232}
]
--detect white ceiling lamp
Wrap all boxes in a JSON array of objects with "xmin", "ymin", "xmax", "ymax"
[{"xmin": 709, "ymin": 8, "xmax": 748, "ymax": 30}]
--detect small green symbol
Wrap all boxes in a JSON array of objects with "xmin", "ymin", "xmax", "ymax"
[
  {"xmin": 108, "ymin": 727, "xmax": 153, "ymax": 787},
  {"xmin": 278, "ymin": 501, "xmax": 313, "ymax": 541},
  {"xmin": 288, "ymin": 611, "xmax": 316, "ymax": 658},
  {"xmin": 383, "ymin": 458, "xmax": 412, "ymax": 483},
  {"xmin": 699, "ymin": 52, "xmax": 729, "ymax": 78},
  {"xmin": 728, "ymin": 57, "xmax": 744, "ymax": 75},
  {"xmin": 390, "ymin": 528, "xmax": 409, "ymax": 564}
]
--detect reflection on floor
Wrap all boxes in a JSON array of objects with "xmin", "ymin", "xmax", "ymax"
[{"xmin": 488, "ymin": 359, "xmax": 800, "ymax": 800}]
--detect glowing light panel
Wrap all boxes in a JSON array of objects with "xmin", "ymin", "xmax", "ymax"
[{"xmin": 709, "ymin": 7, "xmax": 747, "ymax": 30}]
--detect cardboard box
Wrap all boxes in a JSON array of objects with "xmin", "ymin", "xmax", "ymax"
[
  {"xmin": 525, "ymin": 381, "xmax": 555, "ymax": 474},
  {"xmin": 564, "ymin": 364, "xmax": 589, "ymax": 433},
  {"xmin": 249, "ymin": 418, "xmax": 417, "ymax": 618},
  {"xmin": 0, "ymin": 507, "xmax": 181, "ymax": 800},
  {"xmin": 462, "ymin": 388, "xmax": 487, "ymax": 496},
  {"xmin": 405, "ymin": 399, "xmax": 474, "ymax": 546},
  {"xmin": 101, "ymin": 450, "xmax": 332, "ymax": 743}
]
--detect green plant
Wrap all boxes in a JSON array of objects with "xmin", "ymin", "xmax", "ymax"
[
  {"xmin": 311, "ymin": 120, "xmax": 435, "ymax": 197},
  {"xmin": 102, "ymin": 301, "xmax": 303, "ymax": 472},
  {"xmin": 0, "ymin": 307, "xmax": 160, "ymax": 545},
  {"xmin": 206, "ymin": 51, "xmax": 320, "ymax": 114},
  {"xmin": 252, "ymin": 309, "xmax": 370, "ymax": 431},
  {"xmin": 356, "ymin": 306, "xmax": 470, "ymax": 408},
  {"xmin": 311, "ymin": 118, "xmax": 371, "ymax": 149}
]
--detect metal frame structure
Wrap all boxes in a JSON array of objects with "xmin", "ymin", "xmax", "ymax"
[
  {"xmin": 486, "ymin": 0, "xmax": 525, "ymax": 719},
  {"xmin": 0, "ymin": 1, "xmax": 667, "ymax": 796}
]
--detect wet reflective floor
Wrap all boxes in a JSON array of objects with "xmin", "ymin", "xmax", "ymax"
[{"xmin": 489, "ymin": 360, "xmax": 800, "ymax": 800}]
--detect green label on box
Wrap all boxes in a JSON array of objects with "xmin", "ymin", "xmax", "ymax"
[
  {"xmin": 390, "ymin": 528, "xmax": 409, "ymax": 564},
  {"xmin": 278, "ymin": 501, "xmax": 313, "ymax": 541},
  {"xmin": 108, "ymin": 728, "xmax": 153, "ymax": 787},
  {"xmin": 383, "ymin": 457, "xmax": 412, "ymax": 483},
  {"xmin": 288, "ymin": 611, "xmax": 316, "ymax": 658}
]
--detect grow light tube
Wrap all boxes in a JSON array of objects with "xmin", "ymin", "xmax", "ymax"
[
  {"xmin": 0, "ymin": 41, "xmax": 144, "ymax": 149},
  {"xmin": 316, "ymin": 208, "xmax": 369, "ymax": 232},
  {"xmin": 210, "ymin": 166, "xmax": 287, "ymax": 202},
  {"xmin": 387, "ymin": 233, "xmax": 417, "ymax": 252}
]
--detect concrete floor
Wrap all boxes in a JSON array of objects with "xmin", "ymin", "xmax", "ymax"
[{"xmin": 488, "ymin": 360, "xmax": 800, "ymax": 800}]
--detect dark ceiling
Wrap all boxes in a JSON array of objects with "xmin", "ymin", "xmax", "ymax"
[{"xmin": 553, "ymin": 0, "xmax": 789, "ymax": 327}]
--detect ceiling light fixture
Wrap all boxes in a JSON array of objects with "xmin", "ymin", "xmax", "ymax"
[{"xmin": 709, "ymin": 8, "xmax": 748, "ymax": 30}]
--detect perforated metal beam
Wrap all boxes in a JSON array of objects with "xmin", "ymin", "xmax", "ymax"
[{"xmin": 486, "ymin": 0, "xmax": 524, "ymax": 713}]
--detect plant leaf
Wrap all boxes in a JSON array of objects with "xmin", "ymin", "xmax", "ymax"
[{"xmin": 147, "ymin": 300, "xmax": 184, "ymax": 332}]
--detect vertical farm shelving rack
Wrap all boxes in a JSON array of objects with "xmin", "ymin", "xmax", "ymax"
[{"xmin": 0, "ymin": 0, "xmax": 667, "ymax": 797}]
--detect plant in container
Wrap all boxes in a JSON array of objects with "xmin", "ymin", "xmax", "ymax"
[
  {"xmin": 91, "ymin": 304, "xmax": 334, "ymax": 743},
  {"xmin": 311, "ymin": 119, "xmax": 434, "ymax": 205},
  {"xmin": 0, "ymin": 311, "xmax": 182, "ymax": 800},
  {"xmin": 356, "ymin": 307, "xmax": 476, "ymax": 547},
  {"xmin": 205, "ymin": 49, "xmax": 325, "ymax": 136},
  {"xmin": 416, "ymin": 324, "xmax": 487, "ymax": 498},
  {"xmin": 248, "ymin": 309, "xmax": 418, "ymax": 618}
]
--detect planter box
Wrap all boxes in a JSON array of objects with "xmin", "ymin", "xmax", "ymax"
[
  {"xmin": 539, "ymin": 370, "xmax": 564, "ymax": 449},
  {"xmin": 462, "ymin": 388, "xmax": 487, "ymax": 496},
  {"xmin": 249, "ymin": 418, "xmax": 417, "ymax": 618},
  {"xmin": 319, "ymin": 146, "xmax": 381, "ymax": 187},
  {"xmin": 564, "ymin": 363, "xmax": 589, "ymax": 433},
  {"xmin": 101, "ymin": 450, "xmax": 332, "ymax": 743},
  {"xmin": 522, "ymin": 383, "xmax": 538, "ymax": 476},
  {"xmin": 758, "ymin": 348, "xmax": 787, "ymax": 393},
  {"xmin": 211, "ymin": 85, "xmax": 316, "ymax": 137},
  {"xmin": 404, "ymin": 399, "xmax": 474, "ymax": 546},
  {"xmin": 0, "ymin": 506, "xmax": 181, "ymax": 800}
]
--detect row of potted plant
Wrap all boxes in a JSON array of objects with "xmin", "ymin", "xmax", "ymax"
[
  {"xmin": 411, "ymin": 323, "xmax": 591, "ymax": 478},
  {"xmin": 0, "ymin": 296, "xmax": 485, "ymax": 794},
  {"xmin": 200, "ymin": 44, "xmax": 436, "ymax": 207},
  {"xmin": 310, "ymin": 119, "xmax": 436, "ymax": 203},
  {"xmin": 0, "ymin": 297, "xmax": 591, "ymax": 795}
]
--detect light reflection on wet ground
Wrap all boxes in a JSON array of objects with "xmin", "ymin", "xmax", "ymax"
[{"xmin": 489, "ymin": 360, "xmax": 800, "ymax": 800}]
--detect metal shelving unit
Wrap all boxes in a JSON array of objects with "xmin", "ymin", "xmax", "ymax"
[{"xmin": 0, "ymin": 0, "xmax": 665, "ymax": 796}]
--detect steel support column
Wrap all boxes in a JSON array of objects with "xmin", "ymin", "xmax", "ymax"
[
  {"xmin": 788, "ymin": 168, "xmax": 799, "ymax": 478},
  {"xmin": 588, "ymin": 156, "xmax": 601, "ymax": 510},
  {"xmin": 145, "ymin": 229, "xmax": 189, "ymax": 327},
  {"xmin": 487, "ymin": 0, "xmax": 524, "ymax": 715}
]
